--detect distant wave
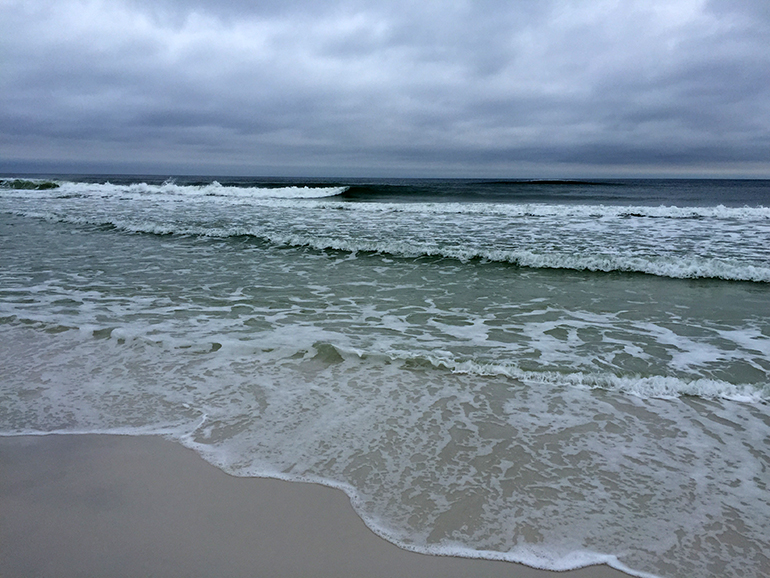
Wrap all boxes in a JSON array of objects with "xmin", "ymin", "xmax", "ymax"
[
  {"xmin": 0, "ymin": 178, "xmax": 59, "ymax": 190},
  {"xmin": 12, "ymin": 209, "xmax": 770, "ymax": 283},
  {"xmin": 0, "ymin": 180, "xmax": 348, "ymax": 200},
  {"xmin": 3, "ymin": 180, "xmax": 769, "ymax": 221},
  {"xmin": 185, "ymin": 182, "xmax": 349, "ymax": 199}
]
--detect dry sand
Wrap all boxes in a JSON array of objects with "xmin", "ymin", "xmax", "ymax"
[{"xmin": 1, "ymin": 434, "xmax": 632, "ymax": 578}]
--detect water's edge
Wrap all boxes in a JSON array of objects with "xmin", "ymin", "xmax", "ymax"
[{"xmin": 0, "ymin": 430, "xmax": 656, "ymax": 578}]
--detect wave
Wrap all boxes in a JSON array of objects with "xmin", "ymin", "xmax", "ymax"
[
  {"xmin": 262, "ymin": 231, "xmax": 770, "ymax": 283},
  {"xmin": 10, "ymin": 209, "xmax": 770, "ymax": 283},
  {"xmin": 317, "ymin": 343, "xmax": 769, "ymax": 403},
  {"xmin": 0, "ymin": 178, "xmax": 59, "ymax": 190},
  {"xmin": 1, "ymin": 179, "xmax": 348, "ymax": 200},
  {"xmin": 303, "ymin": 199, "xmax": 770, "ymax": 221},
  {"xmin": 453, "ymin": 360, "xmax": 769, "ymax": 403},
  {"xmin": 3, "ymin": 178, "xmax": 768, "ymax": 220},
  {"xmin": 221, "ymin": 195, "xmax": 769, "ymax": 222}
]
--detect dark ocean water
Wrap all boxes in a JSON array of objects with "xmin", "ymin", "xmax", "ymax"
[{"xmin": 1, "ymin": 176, "xmax": 769, "ymax": 577}]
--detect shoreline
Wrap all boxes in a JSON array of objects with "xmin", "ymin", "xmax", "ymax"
[{"xmin": 1, "ymin": 434, "xmax": 633, "ymax": 578}]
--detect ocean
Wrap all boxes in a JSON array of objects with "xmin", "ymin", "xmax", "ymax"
[{"xmin": 1, "ymin": 176, "xmax": 768, "ymax": 577}]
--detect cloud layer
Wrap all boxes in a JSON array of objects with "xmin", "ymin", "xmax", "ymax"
[{"xmin": 2, "ymin": 0, "xmax": 769, "ymax": 176}]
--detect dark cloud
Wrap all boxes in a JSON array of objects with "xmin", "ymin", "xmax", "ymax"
[{"xmin": 1, "ymin": 0, "xmax": 769, "ymax": 176}]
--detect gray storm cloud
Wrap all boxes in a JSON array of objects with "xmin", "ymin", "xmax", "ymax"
[{"xmin": 1, "ymin": 0, "xmax": 768, "ymax": 176}]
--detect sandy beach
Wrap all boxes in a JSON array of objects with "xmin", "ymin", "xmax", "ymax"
[{"xmin": 0, "ymin": 434, "xmax": 633, "ymax": 578}]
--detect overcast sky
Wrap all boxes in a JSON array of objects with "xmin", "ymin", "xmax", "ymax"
[{"xmin": 2, "ymin": 0, "xmax": 769, "ymax": 177}]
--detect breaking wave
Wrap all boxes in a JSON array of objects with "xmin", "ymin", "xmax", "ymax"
[
  {"xmin": 0, "ymin": 179, "xmax": 348, "ymax": 200},
  {"xmin": 12, "ymin": 209, "xmax": 770, "ymax": 283}
]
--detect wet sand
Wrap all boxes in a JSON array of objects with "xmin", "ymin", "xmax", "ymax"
[{"xmin": 0, "ymin": 434, "xmax": 633, "ymax": 578}]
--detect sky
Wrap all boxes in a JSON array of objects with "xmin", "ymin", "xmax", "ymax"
[{"xmin": 1, "ymin": 0, "xmax": 769, "ymax": 177}]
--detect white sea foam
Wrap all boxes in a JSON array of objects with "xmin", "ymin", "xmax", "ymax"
[{"xmin": 2, "ymin": 311, "xmax": 769, "ymax": 578}]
